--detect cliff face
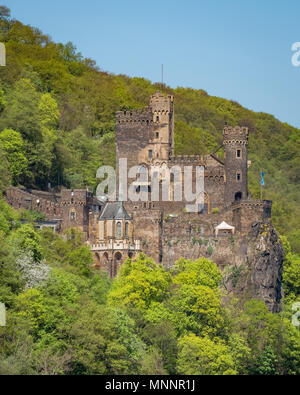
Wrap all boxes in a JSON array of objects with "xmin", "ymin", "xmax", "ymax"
[
  {"xmin": 219, "ymin": 221, "xmax": 284, "ymax": 313},
  {"xmin": 245, "ymin": 222, "xmax": 285, "ymax": 312},
  {"xmin": 162, "ymin": 219, "xmax": 284, "ymax": 312}
]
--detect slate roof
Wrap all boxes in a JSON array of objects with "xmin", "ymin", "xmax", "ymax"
[
  {"xmin": 92, "ymin": 197, "xmax": 105, "ymax": 206},
  {"xmin": 99, "ymin": 202, "xmax": 131, "ymax": 221}
]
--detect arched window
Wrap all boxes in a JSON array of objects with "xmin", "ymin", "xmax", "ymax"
[
  {"xmin": 70, "ymin": 211, "xmax": 76, "ymax": 221},
  {"xmin": 115, "ymin": 252, "xmax": 122, "ymax": 260},
  {"xmin": 235, "ymin": 192, "xmax": 242, "ymax": 201},
  {"xmin": 125, "ymin": 222, "xmax": 129, "ymax": 238},
  {"xmin": 116, "ymin": 222, "xmax": 122, "ymax": 239}
]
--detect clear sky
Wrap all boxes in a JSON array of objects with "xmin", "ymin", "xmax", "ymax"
[{"xmin": 4, "ymin": 0, "xmax": 300, "ymax": 128}]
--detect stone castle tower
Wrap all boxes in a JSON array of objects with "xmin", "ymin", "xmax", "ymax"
[
  {"xmin": 223, "ymin": 126, "xmax": 249, "ymax": 204},
  {"xmin": 116, "ymin": 93, "xmax": 175, "ymax": 194}
]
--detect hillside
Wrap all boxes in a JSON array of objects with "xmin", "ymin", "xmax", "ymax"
[
  {"xmin": 0, "ymin": 9, "xmax": 299, "ymax": 254},
  {"xmin": 0, "ymin": 6, "xmax": 300, "ymax": 376}
]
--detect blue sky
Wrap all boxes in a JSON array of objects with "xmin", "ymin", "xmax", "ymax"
[{"xmin": 4, "ymin": 0, "xmax": 300, "ymax": 128}]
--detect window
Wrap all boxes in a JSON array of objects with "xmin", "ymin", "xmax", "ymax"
[
  {"xmin": 71, "ymin": 198, "xmax": 74, "ymax": 204},
  {"xmin": 236, "ymin": 149, "xmax": 241, "ymax": 158},
  {"xmin": 236, "ymin": 172, "xmax": 242, "ymax": 182},
  {"xmin": 235, "ymin": 192, "xmax": 242, "ymax": 201},
  {"xmin": 156, "ymin": 116, "xmax": 159, "ymax": 122},
  {"xmin": 149, "ymin": 150, "xmax": 153, "ymax": 158},
  {"xmin": 125, "ymin": 222, "xmax": 129, "ymax": 237},
  {"xmin": 116, "ymin": 222, "xmax": 122, "ymax": 239},
  {"xmin": 156, "ymin": 132, "xmax": 159, "ymax": 138},
  {"xmin": 70, "ymin": 211, "xmax": 76, "ymax": 221}
]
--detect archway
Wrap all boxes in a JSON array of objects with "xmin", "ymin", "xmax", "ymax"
[
  {"xmin": 95, "ymin": 252, "xmax": 101, "ymax": 267},
  {"xmin": 235, "ymin": 192, "xmax": 242, "ymax": 202},
  {"xmin": 113, "ymin": 252, "xmax": 122, "ymax": 277}
]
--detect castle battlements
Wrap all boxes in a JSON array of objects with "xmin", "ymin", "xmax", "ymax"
[
  {"xmin": 223, "ymin": 125, "xmax": 249, "ymax": 139},
  {"xmin": 150, "ymin": 92, "xmax": 174, "ymax": 111},
  {"xmin": 116, "ymin": 107, "xmax": 153, "ymax": 123},
  {"xmin": 232, "ymin": 199, "xmax": 272, "ymax": 209},
  {"xmin": 168, "ymin": 155, "xmax": 206, "ymax": 165}
]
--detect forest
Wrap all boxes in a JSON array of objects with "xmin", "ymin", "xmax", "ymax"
[{"xmin": 0, "ymin": 6, "xmax": 299, "ymax": 375}]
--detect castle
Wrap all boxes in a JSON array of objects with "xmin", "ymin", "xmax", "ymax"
[{"xmin": 6, "ymin": 92, "xmax": 273, "ymax": 277}]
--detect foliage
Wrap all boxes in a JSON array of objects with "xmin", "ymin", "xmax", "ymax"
[
  {"xmin": 177, "ymin": 334, "xmax": 237, "ymax": 375},
  {"xmin": 0, "ymin": 129, "xmax": 28, "ymax": 184},
  {"xmin": 108, "ymin": 254, "xmax": 172, "ymax": 311}
]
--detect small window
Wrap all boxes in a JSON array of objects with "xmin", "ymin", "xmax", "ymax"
[
  {"xmin": 149, "ymin": 150, "xmax": 153, "ymax": 158},
  {"xmin": 156, "ymin": 116, "xmax": 159, "ymax": 122},
  {"xmin": 70, "ymin": 212, "xmax": 76, "ymax": 221},
  {"xmin": 125, "ymin": 222, "xmax": 129, "ymax": 237},
  {"xmin": 236, "ymin": 149, "xmax": 241, "ymax": 158},
  {"xmin": 156, "ymin": 132, "xmax": 159, "ymax": 138},
  {"xmin": 71, "ymin": 198, "xmax": 74, "ymax": 204},
  {"xmin": 116, "ymin": 222, "xmax": 122, "ymax": 239},
  {"xmin": 236, "ymin": 172, "xmax": 242, "ymax": 182}
]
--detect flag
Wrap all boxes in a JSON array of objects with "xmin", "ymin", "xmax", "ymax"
[{"xmin": 261, "ymin": 171, "xmax": 265, "ymax": 187}]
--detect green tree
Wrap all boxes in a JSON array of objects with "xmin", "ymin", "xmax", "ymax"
[
  {"xmin": 108, "ymin": 254, "xmax": 172, "ymax": 311},
  {"xmin": 9, "ymin": 223, "xmax": 43, "ymax": 262},
  {"xmin": 0, "ymin": 129, "xmax": 28, "ymax": 184},
  {"xmin": 0, "ymin": 147, "xmax": 10, "ymax": 194},
  {"xmin": 177, "ymin": 334, "xmax": 237, "ymax": 375},
  {"xmin": 0, "ymin": 78, "xmax": 41, "ymax": 142},
  {"xmin": 38, "ymin": 93, "xmax": 59, "ymax": 129}
]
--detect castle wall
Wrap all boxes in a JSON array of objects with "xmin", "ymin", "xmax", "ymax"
[
  {"xmin": 232, "ymin": 200, "xmax": 273, "ymax": 234},
  {"xmin": 161, "ymin": 210, "xmax": 233, "ymax": 268},
  {"xmin": 5, "ymin": 187, "xmax": 61, "ymax": 220},
  {"xmin": 60, "ymin": 189, "xmax": 93, "ymax": 239},
  {"xmin": 131, "ymin": 207, "xmax": 163, "ymax": 263}
]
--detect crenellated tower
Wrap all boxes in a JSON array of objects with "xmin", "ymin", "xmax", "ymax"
[
  {"xmin": 223, "ymin": 126, "xmax": 249, "ymax": 204},
  {"xmin": 116, "ymin": 92, "xmax": 174, "ymax": 198},
  {"xmin": 149, "ymin": 92, "xmax": 174, "ymax": 160}
]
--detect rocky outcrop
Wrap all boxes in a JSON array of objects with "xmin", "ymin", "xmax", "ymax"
[
  {"xmin": 213, "ymin": 222, "xmax": 284, "ymax": 312},
  {"xmin": 162, "ymin": 219, "xmax": 284, "ymax": 312},
  {"xmin": 246, "ymin": 222, "xmax": 284, "ymax": 312}
]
